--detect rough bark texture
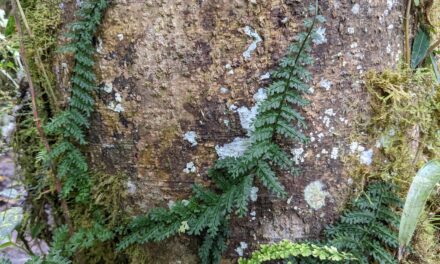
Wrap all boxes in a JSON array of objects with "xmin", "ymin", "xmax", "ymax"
[{"xmin": 60, "ymin": 0, "xmax": 405, "ymax": 262}]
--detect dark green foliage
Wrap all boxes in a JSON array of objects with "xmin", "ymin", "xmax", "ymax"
[
  {"xmin": 118, "ymin": 6, "xmax": 324, "ymax": 263},
  {"xmin": 325, "ymin": 182, "xmax": 402, "ymax": 264},
  {"xmin": 410, "ymin": 28, "xmax": 430, "ymax": 69},
  {"xmin": 45, "ymin": 0, "xmax": 108, "ymax": 202},
  {"xmin": 238, "ymin": 240, "xmax": 353, "ymax": 264}
]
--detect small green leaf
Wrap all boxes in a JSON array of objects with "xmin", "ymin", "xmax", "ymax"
[
  {"xmin": 399, "ymin": 160, "xmax": 440, "ymax": 256},
  {"xmin": 410, "ymin": 28, "xmax": 430, "ymax": 69},
  {"xmin": 0, "ymin": 241, "xmax": 14, "ymax": 250},
  {"xmin": 413, "ymin": 0, "xmax": 419, "ymax": 6},
  {"xmin": 5, "ymin": 16, "xmax": 15, "ymax": 37},
  {"xmin": 430, "ymin": 53, "xmax": 440, "ymax": 83}
]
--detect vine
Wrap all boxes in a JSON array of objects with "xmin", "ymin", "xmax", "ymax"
[{"xmin": 117, "ymin": 2, "xmax": 325, "ymax": 263}]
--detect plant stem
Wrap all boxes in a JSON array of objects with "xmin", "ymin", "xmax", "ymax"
[
  {"xmin": 12, "ymin": 0, "xmax": 73, "ymax": 234},
  {"xmin": 404, "ymin": 0, "xmax": 412, "ymax": 65}
]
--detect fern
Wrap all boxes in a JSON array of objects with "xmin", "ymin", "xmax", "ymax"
[
  {"xmin": 45, "ymin": 0, "xmax": 108, "ymax": 202},
  {"xmin": 118, "ymin": 3, "xmax": 325, "ymax": 263},
  {"xmin": 238, "ymin": 240, "xmax": 353, "ymax": 264},
  {"xmin": 325, "ymin": 182, "xmax": 402, "ymax": 264}
]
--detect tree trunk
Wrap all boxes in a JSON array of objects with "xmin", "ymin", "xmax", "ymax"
[{"xmin": 66, "ymin": 0, "xmax": 405, "ymax": 262}]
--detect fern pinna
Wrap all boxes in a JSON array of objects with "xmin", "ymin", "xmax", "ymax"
[
  {"xmin": 325, "ymin": 182, "xmax": 402, "ymax": 264},
  {"xmin": 45, "ymin": 0, "xmax": 108, "ymax": 202},
  {"xmin": 118, "ymin": 4, "xmax": 325, "ymax": 263}
]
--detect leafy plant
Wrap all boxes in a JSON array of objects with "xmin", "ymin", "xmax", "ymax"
[
  {"xmin": 238, "ymin": 240, "xmax": 353, "ymax": 264},
  {"xmin": 325, "ymin": 182, "xmax": 401, "ymax": 264},
  {"xmin": 117, "ymin": 3, "xmax": 325, "ymax": 263},
  {"xmin": 45, "ymin": 0, "xmax": 108, "ymax": 202},
  {"xmin": 398, "ymin": 160, "xmax": 440, "ymax": 259}
]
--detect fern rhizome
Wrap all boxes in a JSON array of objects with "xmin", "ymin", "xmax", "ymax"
[
  {"xmin": 117, "ymin": 5, "xmax": 325, "ymax": 263},
  {"xmin": 325, "ymin": 182, "xmax": 402, "ymax": 264}
]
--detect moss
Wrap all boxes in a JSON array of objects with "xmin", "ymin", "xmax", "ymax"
[
  {"xmin": 347, "ymin": 68, "xmax": 440, "ymax": 263},
  {"xmin": 350, "ymin": 68, "xmax": 440, "ymax": 193},
  {"xmin": 403, "ymin": 211, "xmax": 440, "ymax": 264}
]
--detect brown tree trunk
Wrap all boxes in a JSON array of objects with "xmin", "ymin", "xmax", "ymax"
[{"xmin": 69, "ymin": 0, "xmax": 405, "ymax": 262}]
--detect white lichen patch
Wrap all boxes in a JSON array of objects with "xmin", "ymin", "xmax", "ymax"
[
  {"xmin": 304, "ymin": 180, "xmax": 330, "ymax": 210},
  {"xmin": 183, "ymin": 162, "xmax": 196, "ymax": 174},
  {"xmin": 250, "ymin": 187, "xmax": 259, "ymax": 202},
  {"xmin": 225, "ymin": 63, "xmax": 234, "ymax": 75},
  {"xmin": 103, "ymin": 82, "xmax": 113, "ymax": 93},
  {"xmin": 312, "ymin": 27, "xmax": 327, "ymax": 45},
  {"xmin": 250, "ymin": 211, "xmax": 256, "ymax": 221},
  {"xmin": 107, "ymin": 91, "xmax": 125, "ymax": 112},
  {"xmin": 351, "ymin": 3, "xmax": 360, "ymax": 14},
  {"xmin": 96, "ymin": 37, "xmax": 104, "ymax": 53},
  {"xmin": 183, "ymin": 131, "xmax": 198, "ymax": 147},
  {"xmin": 108, "ymin": 102, "xmax": 124, "ymax": 113},
  {"xmin": 219, "ymin": 87, "xmax": 230, "ymax": 94},
  {"xmin": 235, "ymin": 242, "xmax": 248, "ymax": 257},
  {"xmin": 117, "ymin": 33, "xmax": 124, "ymax": 41},
  {"xmin": 127, "ymin": 180, "xmax": 137, "ymax": 194},
  {"xmin": 319, "ymin": 79, "xmax": 332, "ymax": 91},
  {"xmin": 235, "ymin": 88, "xmax": 267, "ymax": 134},
  {"xmin": 242, "ymin": 26, "xmax": 262, "ymax": 60},
  {"xmin": 330, "ymin": 147, "xmax": 339, "ymax": 160},
  {"xmin": 215, "ymin": 137, "xmax": 251, "ymax": 159},
  {"xmin": 260, "ymin": 72, "xmax": 270, "ymax": 80},
  {"xmin": 349, "ymin": 142, "xmax": 365, "ymax": 153},
  {"xmin": 322, "ymin": 116, "xmax": 331, "ymax": 128},
  {"xmin": 291, "ymin": 147, "xmax": 305, "ymax": 165},
  {"xmin": 387, "ymin": 0, "xmax": 394, "ymax": 10},
  {"xmin": 386, "ymin": 43, "xmax": 392, "ymax": 54},
  {"xmin": 347, "ymin": 27, "xmax": 355, "ymax": 34},
  {"xmin": 324, "ymin": 108, "xmax": 336, "ymax": 116},
  {"xmin": 360, "ymin": 149, "xmax": 373, "ymax": 165}
]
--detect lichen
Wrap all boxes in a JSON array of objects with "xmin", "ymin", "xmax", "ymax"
[
  {"xmin": 242, "ymin": 26, "xmax": 262, "ymax": 60},
  {"xmin": 183, "ymin": 131, "xmax": 198, "ymax": 147},
  {"xmin": 303, "ymin": 180, "xmax": 330, "ymax": 210}
]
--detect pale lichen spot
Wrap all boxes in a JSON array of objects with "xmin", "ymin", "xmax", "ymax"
[
  {"xmin": 330, "ymin": 147, "xmax": 339, "ymax": 160},
  {"xmin": 260, "ymin": 72, "xmax": 270, "ymax": 80},
  {"xmin": 351, "ymin": 3, "xmax": 360, "ymax": 14},
  {"xmin": 347, "ymin": 27, "xmax": 355, "ymax": 34},
  {"xmin": 250, "ymin": 187, "xmax": 259, "ymax": 202},
  {"xmin": 304, "ymin": 180, "xmax": 330, "ymax": 210},
  {"xmin": 103, "ymin": 82, "xmax": 113, "ymax": 93},
  {"xmin": 117, "ymin": 33, "xmax": 124, "ymax": 41},
  {"xmin": 219, "ymin": 87, "xmax": 230, "ymax": 94},
  {"xmin": 183, "ymin": 162, "xmax": 196, "ymax": 174},
  {"xmin": 235, "ymin": 242, "xmax": 248, "ymax": 257},
  {"xmin": 215, "ymin": 137, "xmax": 251, "ymax": 159},
  {"xmin": 291, "ymin": 147, "xmax": 305, "ymax": 165},
  {"xmin": 183, "ymin": 131, "xmax": 198, "ymax": 147},
  {"xmin": 319, "ymin": 79, "xmax": 333, "ymax": 91},
  {"xmin": 312, "ymin": 27, "xmax": 327, "ymax": 45},
  {"xmin": 225, "ymin": 63, "xmax": 234, "ymax": 75},
  {"xmin": 242, "ymin": 26, "xmax": 262, "ymax": 60},
  {"xmin": 360, "ymin": 149, "xmax": 374, "ymax": 165}
]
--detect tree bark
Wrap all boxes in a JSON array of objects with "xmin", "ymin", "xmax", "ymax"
[{"xmin": 62, "ymin": 0, "xmax": 405, "ymax": 262}]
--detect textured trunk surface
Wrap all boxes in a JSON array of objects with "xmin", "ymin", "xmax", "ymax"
[{"xmin": 65, "ymin": 0, "xmax": 405, "ymax": 262}]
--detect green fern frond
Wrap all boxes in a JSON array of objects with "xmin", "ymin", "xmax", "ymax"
[{"xmin": 325, "ymin": 182, "xmax": 401, "ymax": 264}]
